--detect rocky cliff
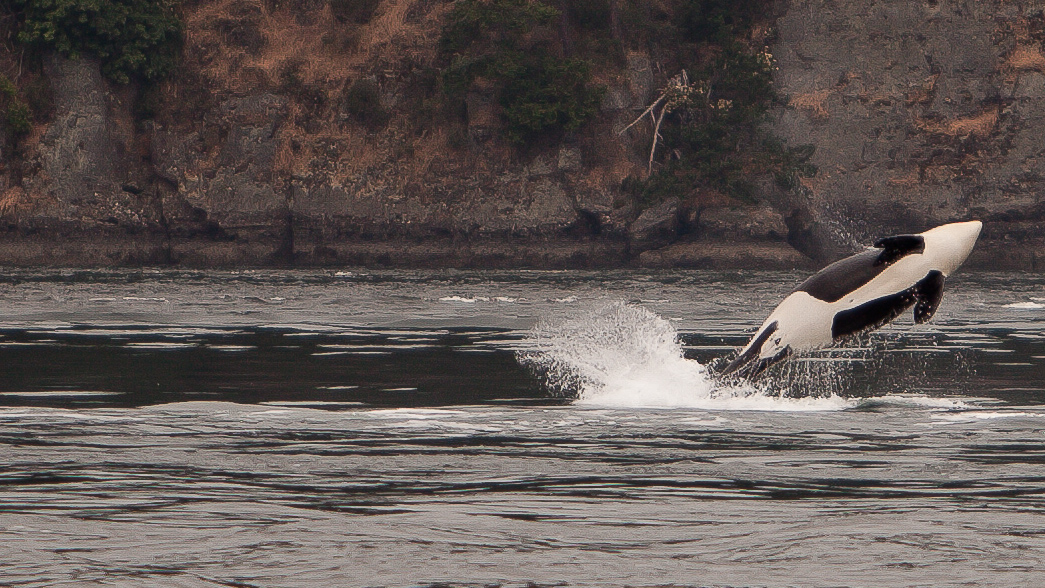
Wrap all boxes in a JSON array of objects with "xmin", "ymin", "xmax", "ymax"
[
  {"xmin": 0, "ymin": 0, "xmax": 1040, "ymax": 269},
  {"xmin": 773, "ymin": 0, "xmax": 1045, "ymax": 269}
]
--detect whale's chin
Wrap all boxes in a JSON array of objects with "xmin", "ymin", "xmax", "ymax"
[{"xmin": 921, "ymin": 220, "xmax": 981, "ymax": 276}]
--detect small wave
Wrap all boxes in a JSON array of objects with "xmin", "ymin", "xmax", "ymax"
[
  {"xmin": 1003, "ymin": 301, "xmax": 1045, "ymax": 309},
  {"xmin": 0, "ymin": 407, "xmax": 135, "ymax": 422},
  {"xmin": 437, "ymin": 295, "xmax": 521, "ymax": 303},
  {"xmin": 260, "ymin": 400, "xmax": 365, "ymax": 407},
  {"xmin": 518, "ymin": 301, "xmax": 852, "ymax": 412},
  {"xmin": 855, "ymin": 395, "xmax": 972, "ymax": 410},
  {"xmin": 932, "ymin": 409, "xmax": 1045, "ymax": 422},
  {"xmin": 125, "ymin": 342, "xmax": 198, "ymax": 350},
  {"xmin": 439, "ymin": 295, "xmax": 486, "ymax": 303},
  {"xmin": 365, "ymin": 408, "xmax": 470, "ymax": 419}
]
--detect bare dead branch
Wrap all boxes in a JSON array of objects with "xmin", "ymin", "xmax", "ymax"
[
  {"xmin": 648, "ymin": 102, "xmax": 668, "ymax": 175},
  {"xmin": 619, "ymin": 70, "xmax": 695, "ymax": 177},
  {"xmin": 618, "ymin": 94, "xmax": 665, "ymax": 136}
]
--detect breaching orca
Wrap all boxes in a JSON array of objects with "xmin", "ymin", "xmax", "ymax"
[{"xmin": 722, "ymin": 220, "xmax": 982, "ymax": 379}]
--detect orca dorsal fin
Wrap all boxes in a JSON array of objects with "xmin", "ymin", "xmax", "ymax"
[
  {"xmin": 872, "ymin": 234, "xmax": 925, "ymax": 266},
  {"xmin": 913, "ymin": 270, "xmax": 945, "ymax": 324}
]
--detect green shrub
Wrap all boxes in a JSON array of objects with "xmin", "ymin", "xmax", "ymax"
[
  {"xmin": 770, "ymin": 141, "xmax": 818, "ymax": 191},
  {"xmin": 499, "ymin": 51, "xmax": 604, "ymax": 144},
  {"xmin": 6, "ymin": 101, "xmax": 32, "ymax": 136},
  {"xmin": 0, "ymin": 76, "xmax": 17, "ymax": 99},
  {"xmin": 438, "ymin": 0, "xmax": 603, "ymax": 145},
  {"xmin": 22, "ymin": 75, "xmax": 54, "ymax": 120},
  {"xmin": 563, "ymin": 0, "xmax": 612, "ymax": 31},
  {"xmin": 676, "ymin": 0, "xmax": 762, "ymax": 44},
  {"xmin": 439, "ymin": 0, "xmax": 557, "ymax": 56},
  {"xmin": 330, "ymin": 0, "xmax": 381, "ymax": 24},
  {"xmin": 0, "ymin": 75, "xmax": 32, "ymax": 137},
  {"xmin": 629, "ymin": 44, "xmax": 776, "ymax": 202},
  {"xmin": 15, "ymin": 0, "xmax": 184, "ymax": 84},
  {"xmin": 342, "ymin": 78, "xmax": 389, "ymax": 129}
]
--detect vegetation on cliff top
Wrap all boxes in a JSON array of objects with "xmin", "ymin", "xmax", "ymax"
[
  {"xmin": 434, "ymin": 0, "xmax": 814, "ymax": 204},
  {"xmin": 619, "ymin": 0, "xmax": 816, "ymax": 205},
  {"xmin": 439, "ymin": 0, "xmax": 605, "ymax": 145},
  {"xmin": 0, "ymin": 0, "xmax": 183, "ymax": 139},
  {"xmin": 13, "ymin": 0, "xmax": 184, "ymax": 84},
  {"xmin": 0, "ymin": 74, "xmax": 31, "ymax": 137}
]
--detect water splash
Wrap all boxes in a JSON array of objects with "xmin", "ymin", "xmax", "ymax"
[{"xmin": 518, "ymin": 301, "xmax": 853, "ymax": 411}]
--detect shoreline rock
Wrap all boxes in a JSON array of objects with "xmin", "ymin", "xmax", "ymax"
[{"xmin": 0, "ymin": 231, "xmax": 1030, "ymax": 271}]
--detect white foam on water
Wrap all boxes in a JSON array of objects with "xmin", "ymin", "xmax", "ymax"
[
  {"xmin": 0, "ymin": 407, "xmax": 136, "ymax": 422},
  {"xmin": 1003, "ymin": 301, "xmax": 1045, "ymax": 309},
  {"xmin": 860, "ymin": 395, "xmax": 973, "ymax": 410},
  {"xmin": 932, "ymin": 409, "xmax": 1045, "ymax": 423},
  {"xmin": 124, "ymin": 342, "xmax": 198, "ymax": 350},
  {"xmin": 518, "ymin": 301, "xmax": 854, "ymax": 412},
  {"xmin": 365, "ymin": 408, "xmax": 470, "ymax": 419},
  {"xmin": 439, "ymin": 295, "xmax": 488, "ymax": 303}
]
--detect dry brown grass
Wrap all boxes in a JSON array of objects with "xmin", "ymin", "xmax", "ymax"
[
  {"xmin": 361, "ymin": 0, "xmax": 411, "ymax": 54},
  {"xmin": 1006, "ymin": 45, "xmax": 1045, "ymax": 72},
  {"xmin": 905, "ymin": 74, "xmax": 938, "ymax": 106},
  {"xmin": 183, "ymin": 0, "xmax": 446, "ymax": 97},
  {"xmin": 790, "ymin": 89, "xmax": 831, "ymax": 119},
  {"xmin": 921, "ymin": 165, "xmax": 958, "ymax": 185},
  {"xmin": 919, "ymin": 108, "xmax": 999, "ymax": 138},
  {"xmin": 178, "ymin": 0, "xmax": 457, "ymax": 189},
  {"xmin": 945, "ymin": 109, "xmax": 999, "ymax": 137},
  {"xmin": 404, "ymin": 128, "xmax": 449, "ymax": 183},
  {"xmin": 888, "ymin": 170, "xmax": 921, "ymax": 188},
  {"xmin": 0, "ymin": 186, "xmax": 31, "ymax": 218}
]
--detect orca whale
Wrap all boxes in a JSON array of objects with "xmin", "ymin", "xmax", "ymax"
[{"xmin": 722, "ymin": 220, "xmax": 982, "ymax": 379}]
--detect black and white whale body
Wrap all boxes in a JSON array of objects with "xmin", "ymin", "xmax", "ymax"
[{"xmin": 722, "ymin": 220, "xmax": 983, "ymax": 379}]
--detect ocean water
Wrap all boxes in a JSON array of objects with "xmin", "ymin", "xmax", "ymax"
[{"xmin": 0, "ymin": 269, "xmax": 1043, "ymax": 587}]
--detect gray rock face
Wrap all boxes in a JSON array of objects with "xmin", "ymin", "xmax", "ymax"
[
  {"xmin": 628, "ymin": 197, "xmax": 680, "ymax": 254},
  {"xmin": 293, "ymin": 164, "xmax": 579, "ymax": 241},
  {"xmin": 626, "ymin": 53, "xmax": 653, "ymax": 109},
  {"xmin": 771, "ymin": 0, "xmax": 1045, "ymax": 252},
  {"xmin": 153, "ymin": 93, "xmax": 289, "ymax": 237},
  {"xmin": 28, "ymin": 55, "xmax": 152, "ymax": 230},
  {"xmin": 698, "ymin": 204, "xmax": 788, "ymax": 241}
]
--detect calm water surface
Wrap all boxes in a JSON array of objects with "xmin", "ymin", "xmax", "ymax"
[{"xmin": 0, "ymin": 269, "xmax": 1043, "ymax": 587}]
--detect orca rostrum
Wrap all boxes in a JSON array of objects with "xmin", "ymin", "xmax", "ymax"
[{"xmin": 722, "ymin": 220, "xmax": 982, "ymax": 379}]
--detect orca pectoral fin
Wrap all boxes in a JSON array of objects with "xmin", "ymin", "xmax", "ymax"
[
  {"xmin": 831, "ymin": 290, "xmax": 916, "ymax": 340},
  {"xmin": 913, "ymin": 270, "xmax": 945, "ymax": 324},
  {"xmin": 872, "ymin": 234, "xmax": 925, "ymax": 266}
]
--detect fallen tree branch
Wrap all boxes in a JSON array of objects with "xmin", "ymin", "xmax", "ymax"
[
  {"xmin": 618, "ymin": 70, "xmax": 695, "ymax": 176},
  {"xmin": 618, "ymin": 94, "xmax": 665, "ymax": 136}
]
